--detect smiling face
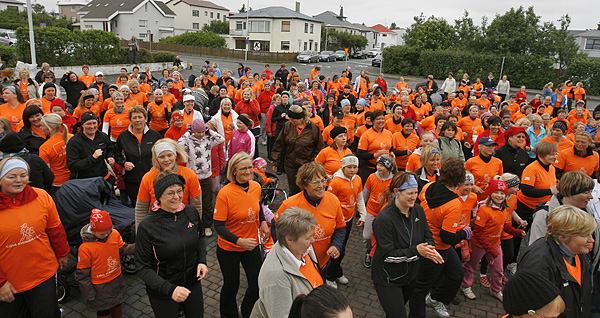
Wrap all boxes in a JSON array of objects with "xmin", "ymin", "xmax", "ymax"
[
  {"xmin": 304, "ymin": 173, "xmax": 327, "ymax": 199},
  {"xmin": 0, "ymin": 168, "xmax": 28, "ymax": 196},
  {"xmin": 425, "ymin": 155, "xmax": 441, "ymax": 172},
  {"xmin": 159, "ymin": 184, "xmax": 184, "ymax": 213},
  {"xmin": 82, "ymin": 119, "xmax": 98, "ymax": 136},
  {"xmin": 574, "ymin": 135, "xmax": 591, "ymax": 152},
  {"xmin": 28, "ymin": 113, "xmax": 42, "ymax": 128},
  {"xmin": 373, "ymin": 115, "xmax": 385, "ymax": 129},
  {"xmin": 157, "ymin": 150, "xmax": 176, "ymax": 170},
  {"xmin": 234, "ymin": 159, "xmax": 254, "ymax": 184},
  {"xmin": 395, "ymin": 187, "xmax": 418, "ymax": 208},
  {"xmin": 563, "ymin": 233, "xmax": 595, "ymax": 255},
  {"xmin": 490, "ymin": 191, "xmax": 506, "ymax": 205}
]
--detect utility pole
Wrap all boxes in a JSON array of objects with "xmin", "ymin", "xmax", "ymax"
[
  {"xmin": 25, "ymin": 0, "xmax": 36, "ymax": 65},
  {"xmin": 244, "ymin": 0, "xmax": 249, "ymax": 61}
]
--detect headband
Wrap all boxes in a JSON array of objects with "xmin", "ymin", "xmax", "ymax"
[
  {"xmin": 0, "ymin": 158, "xmax": 28, "ymax": 180},
  {"xmin": 571, "ymin": 185, "xmax": 594, "ymax": 196},
  {"xmin": 288, "ymin": 109, "xmax": 304, "ymax": 120},
  {"xmin": 377, "ymin": 156, "xmax": 394, "ymax": 172},
  {"xmin": 3, "ymin": 86, "xmax": 16, "ymax": 94},
  {"xmin": 464, "ymin": 173, "xmax": 475, "ymax": 184},
  {"xmin": 154, "ymin": 143, "xmax": 176, "ymax": 156},
  {"xmin": 431, "ymin": 148, "xmax": 441, "ymax": 155},
  {"xmin": 341, "ymin": 156, "xmax": 358, "ymax": 168},
  {"xmin": 399, "ymin": 174, "xmax": 418, "ymax": 190},
  {"xmin": 119, "ymin": 85, "xmax": 129, "ymax": 91},
  {"xmin": 505, "ymin": 176, "xmax": 521, "ymax": 188},
  {"xmin": 238, "ymin": 115, "xmax": 251, "ymax": 127},
  {"xmin": 82, "ymin": 94, "xmax": 94, "ymax": 102}
]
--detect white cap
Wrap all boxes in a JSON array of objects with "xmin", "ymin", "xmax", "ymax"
[
  {"xmin": 182, "ymin": 88, "xmax": 192, "ymax": 94},
  {"xmin": 183, "ymin": 95, "xmax": 195, "ymax": 102},
  {"xmin": 95, "ymin": 71, "xmax": 104, "ymax": 76}
]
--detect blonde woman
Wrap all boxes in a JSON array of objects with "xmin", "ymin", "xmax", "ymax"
[
  {"xmin": 14, "ymin": 68, "xmax": 39, "ymax": 101},
  {"xmin": 39, "ymin": 113, "xmax": 72, "ymax": 193}
]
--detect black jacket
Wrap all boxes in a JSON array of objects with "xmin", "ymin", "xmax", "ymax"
[
  {"xmin": 20, "ymin": 127, "xmax": 48, "ymax": 155},
  {"xmin": 208, "ymin": 96, "xmax": 235, "ymax": 117},
  {"xmin": 482, "ymin": 77, "xmax": 497, "ymax": 90},
  {"xmin": 493, "ymin": 143, "xmax": 530, "ymax": 178},
  {"xmin": 89, "ymin": 81, "xmax": 110, "ymax": 104},
  {"xmin": 35, "ymin": 70, "xmax": 55, "ymax": 84},
  {"xmin": 372, "ymin": 202, "xmax": 434, "ymax": 286},
  {"xmin": 337, "ymin": 93, "xmax": 357, "ymax": 108},
  {"xmin": 136, "ymin": 205, "xmax": 206, "ymax": 299},
  {"xmin": 60, "ymin": 74, "xmax": 88, "ymax": 108},
  {"xmin": 114, "ymin": 127, "xmax": 161, "ymax": 183},
  {"xmin": 271, "ymin": 103, "xmax": 290, "ymax": 138},
  {"xmin": 275, "ymin": 68, "xmax": 289, "ymax": 87},
  {"xmin": 319, "ymin": 103, "xmax": 341, "ymax": 128},
  {"xmin": 519, "ymin": 237, "xmax": 592, "ymax": 318},
  {"xmin": 66, "ymin": 130, "xmax": 114, "ymax": 179}
]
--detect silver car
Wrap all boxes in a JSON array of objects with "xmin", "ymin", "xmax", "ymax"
[
  {"xmin": 297, "ymin": 50, "xmax": 319, "ymax": 63},
  {"xmin": 0, "ymin": 30, "xmax": 17, "ymax": 47}
]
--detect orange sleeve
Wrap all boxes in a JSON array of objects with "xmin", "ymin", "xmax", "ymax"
[
  {"xmin": 185, "ymin": 169, "xmax": 203, "ymax": 198},
  {"xmin": 213, "ymin": 187, "xmax": 230, "ymax": 222},
  {"xmin": 440, "ymin": 200, "xmax": 462, "ymax": 233},
  {"xmin": 137, "ymin": 174, "xmax": 152, "ymax": 202},
  {"xmin": 76, "ymin": 245, "xmax": 92, "ymax": 269}
]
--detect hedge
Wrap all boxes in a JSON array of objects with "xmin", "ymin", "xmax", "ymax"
[
  {"xmin": 382, "ymin": 46, "xmax": 554, "ymax": 90},
  {"xmin": 0, "ymin": 45, "xmax": 16, "ymax": 67},
  {"xmin": 562, "ymin": 58, "xmax": 600, "ymax": 96},
  {"xmin": 159, "ymin": 31, "xmax": 225, "ymax": 48}
]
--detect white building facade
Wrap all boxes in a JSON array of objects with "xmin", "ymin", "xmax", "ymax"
[{"xmin": 165, "ymin": 0, "xmax": 229, "ymax": 35}]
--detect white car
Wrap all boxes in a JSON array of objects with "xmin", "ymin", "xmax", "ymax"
[{"xmin": 367, "ymin": 49, "xmax": 380, "ymax": 58}]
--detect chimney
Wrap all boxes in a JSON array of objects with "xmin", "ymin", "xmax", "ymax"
[
  {"xmin": 339, "ymin": 5, "xmax": 344, "ymax": 18},
  {"xmin": 295, "ymin": 1, "xmax": 300, "ymax": 13}
]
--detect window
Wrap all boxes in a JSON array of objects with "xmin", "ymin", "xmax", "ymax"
[
  {"xmin": 236, "ymin": 21, "xmax": 246, "ymax": 30},
  {"xmin": 281, "ymin": 41, "xmax": 290, "ymax": 50},
  {"xmin": 58, "ymin": 6, "xmax": 62, "ymax": 13},
  {"xmin": 209, "ymin": 12, "xmax": 213, "ymax": 18},
  {"xmin": 281, "ymin": 21, "xmax": 290, "ymax": 32},
  {"xmin": 223, "ymin": 16, "xmax": 226, "ymax": 22},
  {"xmin": 71, "ymin": 5, "xmax": 76, "ymax": 12},
  {"xmin": 382, "ymin": 34, "xmax": 387, "ymax": 37},
  {"xmin": 235, "ymin": 39, "xmax": 246, "ymax": 50},
  {"xmin": 205, "ymin": 11, "xmax": 207, "ymax": 16},
  {"xmin": 139, "ymin": 20, "xmax": 147, "ymax": 27},
  {"xmin": 138, "ymin": 33, "xmax": 147, "ymax": 38},
  {"xmin": 144, "ymin": 3, "xmax": 147, "ymax": 12},
  {"xmin": 304, "ymin": 23, "xmax": 308, "ymax": 33},
  {"xmin": 310, "ymin": 24, "xmax": 313, "ymax": 34},
  {"xmin": 249, "ymin": 21, "xmax": 270, "ymax": 33},
  {"xmin": 217, "ymin": 13, "xmax": 220, "ymax": 19},
  {"xmin": 192, "ymin": 10, "xmax": 199, "ymax": 17},
  {"xmin": 193, "ymin": 23, "xmax": 199, "ymax": 29},
  {"xmin": 585, "ymin": 39, "xmax": 600, "ymax": 50},
  {"xmin": 304, "ymin": 42, "xmax": 307, "ymax": 50},
  {"xmin": 85, "ymin": 25, "xmax": 93, "ymax": 29}
]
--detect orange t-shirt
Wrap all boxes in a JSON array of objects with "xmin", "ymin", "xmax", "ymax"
[
  {"xmin": 78, "ymin": 74, "xmax": 95, "ymax": 88},
  {"xmin": 364, "ymin": 173, "xmax": 392, "ymax": 216},
  {"xmin": 419, "ymin": 115, "xmax": 436, "ymax": 132},
  {"xmin": 457, "ymin": 192, "xmax": 477, "ymax": 230},
  {"xmin": 472, "ymin": 83, "xmax": 483, "ymax": 96},
  {"xmin": 139, "ymin": 83, "xmax": 152, "ymax": 95},
  {"xmin": 314, "ymin": 146, "xmax": 352, "ymax": 177},
  {"xmin": 517, "ymin": 160, "xmax": 557, "ymax": 209},
  {"xmin": 172, "ymin": 80, "xmax": 185, "ymax": 91},
  {"xmin": 38, "ymin": 133, "xmax": 73, "ymax": 185},
  {"xmin": 355, "ymin": 124, "xmax": 368, "ymax": 140},
  {"xmin": 137, "ymin": 167, "xmax": 202, "ymax": 205},
  {"xmin": 420, "ymin": 183, "xmax": 463, "ymax": 250},
  {"xmin": 395, "ymin": 82, "xmax": 408, "ymax": 91},
  {"xmin": 477, "ymin": 98, "xmax": 491, "ymax": 111},
  {"xmin": 357, "ymin": 128, "xmax": 393, "ymax": 166},
  {"xmin": 76, "ymin": 229, "xmax": 125, "ymax": 284},
  {"xmin": 384, "ymin": 117, "xmax": 404, "ymax": 135},
  {"xmin": 275, "ymin": 192, "xmax": 345, "ymax": 266},
  {"xmin": 103, "ymin": 107, "xmax": 131, "ymax": 140},
  {"xmin": 221, "ymin": 113, "xmax": 235, "ymax": 146},
  {"xmin": 214, "ymin": 181, "xmax": 262, "ymax": 252},
  {"xmin": 328, "ymin": 174, "xmax": 363, "ymax": 221},
  {"xmin": 73, "ymin": 105, "xmax": 100, "ymax": 120},
  {"xmin": 40, "ymin": 97, "xmax": 53, "ymax": 114},
  {"xmin": 465, "ymin": 156, "xmax": 504, "ymax": 201},
  {"xmin": 411, "ymin": 104, "xmax": 431, "ymax": 122},
  {"xmin": 392, "ymin": 132, "xmax": 420, "ymax": 169},
  {"xmin": 163, "ymin": 94, "xmax": 177, "ymax": 107},
  {"xmin": 130, "ymin": 91, "xmax": 149, "ymax": 106},
  {"xmin": 370, "ymin": 99, "xmax": 386, "ymax": 112},
  {"xmin": 564, "ymin": 255, "xmax": 582, "ymax": 286},
  {"xmin": 148, "ymin": 101, "xmax": 172, "ymax": 132},
  {"xmin": 299, "ymin": 253, "xmax": 324, "ymax": 288},
  {"xmin": 341, "ymin": 113, "xmax": 357, "ymax": 141},
  {"xmin": 457, "ymin": 116, "xmax": 482, "ymax": 144},
  {"xmin": 309, "ymin": 115, "xmax": 325, "ymax": 131},
  {"xmin": 451, "ymin": 97, "xmax": 469, "ymax": 111},
  {"xmin": 540, "ymin": 136, "xmax": 574, "ymax": 153},
  {"xmin": 0, "ymin": 102, "xmax": 25, "ymax": 130},
  {"xmin": 501, "ymin": 194, "xmax": 518, "ymax": 240},
  {"xmin": 555, "ymin": 147, "xmax": 600, "ymax": 177},
  {"xmin": 19, "ymin": 80, "xmax": 29, "ymax": 101},
  {"xmin": 573, "ymin": 88, "xmax": 586, "ymax": 102},
  {"xmin": 0, "ymin": 188, "xmax": 63, "ymax": 292},
  {"xmin": 472, "ymin": 206, "xmax": 508, "ymax": 249},
  {"xmin": 406, "ymin": 153, "xmax": 421, "ymax": 172}
]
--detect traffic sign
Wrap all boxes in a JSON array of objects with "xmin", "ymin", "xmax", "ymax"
[
  {"xmin": 147, "ymin": 29, "xmax": 151, "ymax": 34},
  {"xmin": 253, "ymin": 41, "xmax": 261, "ymax": 51},
  {"xmin": 246, "ymin": 39, "xmax": 249, "ymax": 44},
  {"xmin": 381, "ymin": 43, "xmax": 385, "ymax": 50},
  {"xmin": 40, "ymin": 23, "xmax": 46, "ymax": 28},
  {"xmin": 344, "ymin": 47, "xmax": 349, "ymax": 55}
]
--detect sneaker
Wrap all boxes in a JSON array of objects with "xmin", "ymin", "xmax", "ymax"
[
  {"xmin": 426, "ymin": 294, "xmax": 450, "ymax": 318},
  {"xmin": 335, "ymin": 275, "xmax": 349, "ymax": 285},
  {"xmin": 479, "ymin": 274, "xmax": 490, "ymax": 288},
  {"xmin": 490, "ymin": 290, "xmax": 503, "ymax": 302},
  {"xmin": 364, "ymin": 253, "xmax": 372, "ymax": 268},
  {"xmin": 261, "ymin": 139, "xmax": 267, "ymax": 146},
  {"xmin": 204, "ymin": 228, "xmax": 213, "ymax": 237},
  {"xmin": 506, "ymin": 263, "xmax": 517, "ymax": 275},
  {"xmin": 461, "ymin": 287, "xmax": 477, "ymax": 300},
  {"xmin": 326, "ymin": 280, "xmax": 338, "ymax": 288}
]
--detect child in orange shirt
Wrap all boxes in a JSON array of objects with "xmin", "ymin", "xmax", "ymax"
[
  {"xmin": 252, "ymin": 157, "xmax": 273, "ymax": 185},
  {"xmin": 460, "ymin": 180, "xmax": 525, "ymax": 301},
  {"xmin": 77, "ymin": 209, "xmax": 134, "ymax": 318}
]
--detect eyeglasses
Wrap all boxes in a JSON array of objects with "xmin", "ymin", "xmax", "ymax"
[
  {"xmin": 308, "ymin": 178, "xmax": 328, "ymax": 187},
  {"xmin": 163, "ymin": 189, "xmax": 183, "ymax": 198},
  {"xmin": 237, "ymin": 166, "xmax": 254, "ymax": 173}
]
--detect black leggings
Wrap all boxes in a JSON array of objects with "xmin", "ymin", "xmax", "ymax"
[
  {"xmin": 375, "ymin": 280, "xmax": 416, "ymax": 318},
  {"xmin": 326, "ymin": 220, "xmax": 352, "ymax": 281},
  {"xmin": 148, "ymin": 281, "xmax": 204, "ymax": 318},
  {"xmin": 217, "ymin": 246, "xmax": 262, "ymax": 318},
  {"xmin": 199, "ymin": 178, "xmax": 213, "ymax": 228},
  {"xmin": 0, "ymin": 275, "xmax": 60, "ymax": 318},
  {"xmin": 125, "ymin": 181, "xmax": 141, "ymax": 208}
]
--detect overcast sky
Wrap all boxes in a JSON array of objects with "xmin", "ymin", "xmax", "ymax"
[{"xmin": 38, "ymin": 0, "xmax": 599, "ymax": 31}]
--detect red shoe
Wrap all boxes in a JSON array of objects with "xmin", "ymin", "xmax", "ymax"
[
  {"xmin": 502, "ymin": 275, "xmax": 509, "ymax": 284},
  {"xmin": 479, "ymin": 275, "xmax": 490, "ymax": 288}
]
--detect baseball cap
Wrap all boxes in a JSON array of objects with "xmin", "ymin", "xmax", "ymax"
[{"xmin": 478, "ymin": 137, "xmax": 498, "ymax": 146}]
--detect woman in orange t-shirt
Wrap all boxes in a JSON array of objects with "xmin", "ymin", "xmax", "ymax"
[
  {"xmin": 102, "ymin": 91, "xmax": 130, "ymax": 141},
  {"xmin": 39, "ymin": 113, "xmax": 72, "ymax": 191},
  {"xmin": 73, "ymin": 91, "xmax": 100, "ymax": 121},
  {"xmin": 391, "ymin": 119, "xmax": 420, "ymax": 170},
  {"xmin": 315, "ymin": 126, "xmax": 352, "ymax": 178},
  {"xmin": 214, "ymin": 152, "xmax": 269, "ymax": 318},
  {"xmin": 147, "ymin": 89, "xmax": 172, "ymax": 135},
  {"xmin": 0, "ymin": 85, "xmax": 26, "ymax": 131},
  {"xmin": 0, "ymin": 157, "xmax": 69, "ymax": 316}
]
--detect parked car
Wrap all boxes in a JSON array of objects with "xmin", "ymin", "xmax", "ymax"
[
  {"xmin": 367, "ymin": 49, "xmax": 380, "ymax": 58},
  {"xmin": 319, "ymin": 51, "xmax": 336, "ymax": 62},
  {"xmin": 297, "ymin": 50, "xmax": 319, "ymax": 63},
  {"xmin": 334, "ymin": 50, "xmax": 347, "ymax": 61},
  {"xmin": 0, "ymin": 30, "xmax": 17, "ymax": 47},
  {"xmin": 352, "ymin": 50, "xmax": 367, "ymax": 59},
  {"xmin": 372, "ymin": 54, "xmax": 382, "ymax": 67}
]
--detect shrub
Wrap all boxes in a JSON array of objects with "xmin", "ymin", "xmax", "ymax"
[
  {"xmin": 152, "ymin": 51, "xmax": 176, "ymax": 63},
  {"xmin": 0, "ymin": 45, "xmax": 16, "ymax": 67},
  {"xmin": 562, "ymin": 58, "xmax": 600, "ymax": 96},
  {"xmin": 159, "ymin": 31, "xmax": 225, "ymax": 48}
]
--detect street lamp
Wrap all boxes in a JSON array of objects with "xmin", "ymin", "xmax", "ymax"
[
  {"xmin": 25, "ymin": 0, "xmax": 36, "ymax": 65},
  {"xmin": 324, "ymin": 24, "xmax": 330, "ymax": 51},
  {"xmin": 244, "ymin": 0, "xmax": 249, "ymax": 61}
]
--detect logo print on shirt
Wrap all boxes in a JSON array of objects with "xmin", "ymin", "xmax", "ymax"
[
  {"xmin": 19, "ymin": 223, "xmax": 37, "ymax": 243},
  {"xmin": 241, "ymin": 208, "xmax": 257, "ymax": 224},
  {"xmin": 380, "ymin": 142, "xmax": 386, "ymax": 150},
  {"xmin": 313, "ymin": 224, "xmax": 326, "ymax": 240}
]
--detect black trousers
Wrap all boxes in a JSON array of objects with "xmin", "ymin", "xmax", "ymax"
[
  {"xmin": 217, "ymin": 246, "xmax": 262, "ymax": 318},
  {"xmin": 375, "ymin": 280, "xmax": 416, "ymax": 318},
  {"xmin": 148, "ymin": 281, "xmax": 204, "ymax": 318},
  {"xmin": 0, "ymin": 275, "xmax": 60, "ymax": 318},
  {"xmin": 409, "ymin": 247, "xmax": 463, "ymax": 318},
  {"xmin": 513, "ymin": 200, "xmax": 535, "ymax": 263},
  {"xmin": 326, "ymin": 220, "xmax": 353, "ymax": 281},
  {"xmin": 250, "ymin": 127, "xmax": 260, "ymax": 159},
  {"xmin": 267, "ymin": 136, "xmax": 275, "ymax": 161},
  {"xmin": 125, "ymin": 181, "xmax": 141, "ymax": 208},
  {"xmin": 199, "ymin": 178, "xmax": 213, "ymax": 228},
  {"xmin": 285, "ymin": 165, "xmax": 301, "ymax": 196}
]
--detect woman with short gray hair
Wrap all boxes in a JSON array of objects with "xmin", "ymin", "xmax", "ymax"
[{"xmin": 251, "ymin": 207, "xmax": 322, "ymax": 318}]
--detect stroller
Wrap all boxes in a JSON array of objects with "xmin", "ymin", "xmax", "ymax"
[
  {"xmin": 52, "ymin": 177, "xmax": 136, "ymax": 303},
  {"xmin": 260, "ymin": 171, "xmax": 287, "ymax": 205}
]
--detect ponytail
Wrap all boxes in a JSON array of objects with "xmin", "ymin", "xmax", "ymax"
[{"xmin": 61, "ymin": 123, "xmax": 68, "ymax": 143}]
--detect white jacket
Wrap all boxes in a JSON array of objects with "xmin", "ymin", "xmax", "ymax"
[{"xmin": 440, "ymin": 78, "xmax": 456, "ymax": 94}]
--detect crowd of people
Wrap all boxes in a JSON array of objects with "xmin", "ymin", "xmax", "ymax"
[{"xmin": 0, "ymin": 59, "xmax": 598, "ymax": 318}]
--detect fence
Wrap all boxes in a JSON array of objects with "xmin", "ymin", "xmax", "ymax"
[{"xmin": 121, "ymin": 40, "xmax": 298, "ymax": 63}]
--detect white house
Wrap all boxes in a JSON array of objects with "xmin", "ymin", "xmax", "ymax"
[
  {"xmin": 78, "ymin": 0, "xmax": 175, "ymax": 41},
  {"xmin": 571, "ymin": 29, "xmax": 600, "ymax": 59},
  {"xmin": 165, "ymin": 0, "xmax": 229, "ymax": 35},
  {"xmin": 227, "ymin": 5, "xmax": 322, "ymax": 53},
  {"xmin": 352, "ymin": 23, "xmax": 378, "ymax": 50},
  {"xmin": 0, "ymin": 0, "xmax": 24, "ymax": 12},
  {"xmin": 370, "ymin": 24, "xmax": 403, "ymax": 47},
  {"xmin": 57, "ymin": 0, "xmax": 89, "ymax": 22}
]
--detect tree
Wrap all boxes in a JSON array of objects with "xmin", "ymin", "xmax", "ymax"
[
  {"xmin": 321, "ymin": 28, "xmax": 367, "ymax": 52},
  {"xmin": 390, "ymin": 22, "xmax": 398, "ymax": 29},
  {"xmin": 403, "ymin": 13, "xmax": 457, "ymax": 51},
  {"xmin": 238, "ymin": 4, "xmax": 246, "ymax": 13},
  {"xmin": 484, "ymin": 6, "xmax": 539, "ymax": 54},
  {"xmin": 201, "ymin": 20, "xmax": 229, "ymax": 34},
  {"xmin": 32, "ymin": 3, "xmax": 45, "ymax": 14},
  {"xmin": 453, "ymin": 11, "xmax": 484, "ymax": 51}
]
